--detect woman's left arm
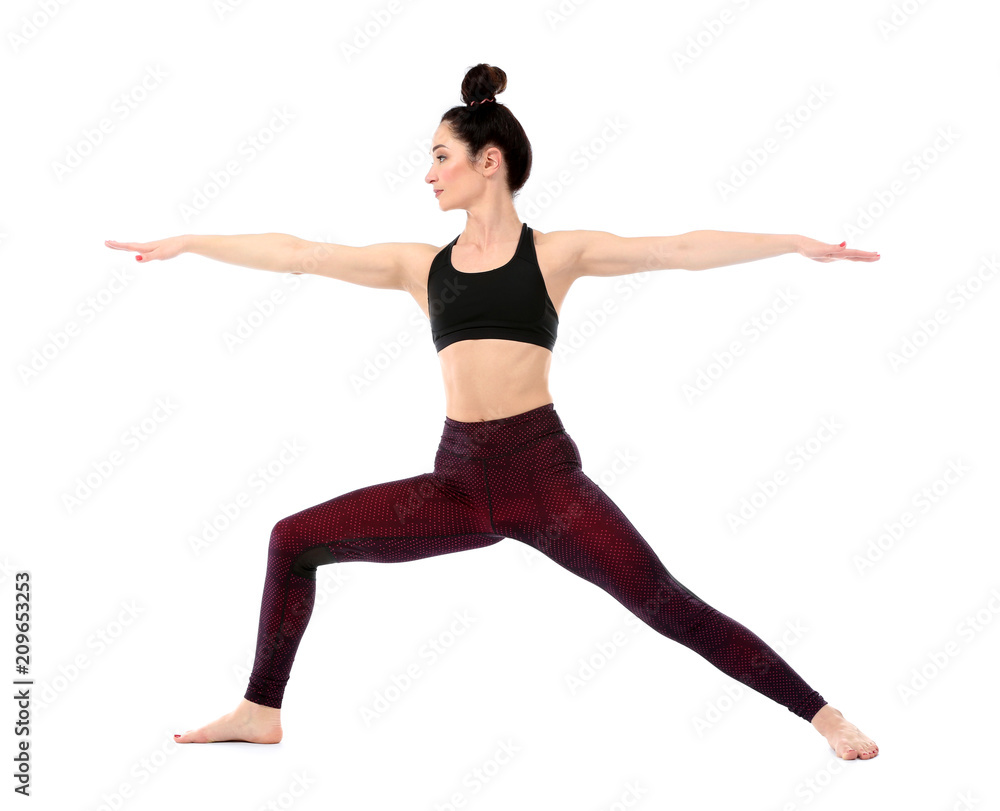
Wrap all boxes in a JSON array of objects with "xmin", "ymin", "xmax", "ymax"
[
  {"xmin": 570, "ymin": 230, "xmax": 880, "ymax": 278},
  {"xmin": 680, "ymin": 231, "xmax": 879, "ymax": 270}
]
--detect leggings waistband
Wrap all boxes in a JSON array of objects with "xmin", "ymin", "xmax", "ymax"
[{"xmin": 438, "ymin": 402, "xmax": 566, "ymax": 459}]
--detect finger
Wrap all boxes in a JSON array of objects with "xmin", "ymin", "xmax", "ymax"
[
  {"xmin": 105, "ymin": 240, "xmax": 151, "ymax": 252},
  {"xmin": 105, "ymin": 240, "xmax": 158, "ymax": 261}
]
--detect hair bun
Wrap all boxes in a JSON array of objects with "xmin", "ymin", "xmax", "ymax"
[{"xmin": 460, "ymin": 63, "xmax": 507, "ymax": 106}]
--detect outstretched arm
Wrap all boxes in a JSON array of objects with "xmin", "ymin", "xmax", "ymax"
[
  {"xmin": 105, "ymin": 233, "xmax": 305, "ymax": 270},
  {"xmin": 105, "ymin": 234, "xmax": 424, "ymax": 290},
  {"xmin": 568, "ymin": 230, "xmax": 879, "ymax": 278},
  {"xmin": 678, "ymin": 231, "xmax": 879, "ymax": 269}
]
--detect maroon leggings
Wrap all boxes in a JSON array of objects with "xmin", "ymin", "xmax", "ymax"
[{"xmin": 244, "ymin": 402, "xmax": 827, "ymax": 721}]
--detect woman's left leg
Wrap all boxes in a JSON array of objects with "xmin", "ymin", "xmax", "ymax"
[{"xmin": 488, "ymin": 429, "xmax": 829, "ymax": 723}]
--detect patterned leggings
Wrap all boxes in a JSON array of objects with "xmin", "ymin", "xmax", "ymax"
[{"xmin": 244, "ymin": 402, "xmax": 827, "ymax": 722}]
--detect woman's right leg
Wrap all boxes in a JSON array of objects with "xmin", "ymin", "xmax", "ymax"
[
  {"xmin": 176, "ymin": 447, "xmax": 501, "ymax": 743},
  {"xmin": 245, "ymin": 460, "xmax": 503, "ymax": 709}
]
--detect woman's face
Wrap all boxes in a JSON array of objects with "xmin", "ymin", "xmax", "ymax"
[{"xmin": 425, "ymin": 123, "xmax": 501, "ymax": 211}]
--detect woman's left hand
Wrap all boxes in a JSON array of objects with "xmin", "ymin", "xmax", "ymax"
[{"xmin": 798, "ymin": 237, "xmax": 880, "ymax": 263}]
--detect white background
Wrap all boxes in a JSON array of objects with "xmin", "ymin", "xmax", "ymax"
[{"xmin": 3, "ymin": 0, "xmax": 998, "ymax": 808}]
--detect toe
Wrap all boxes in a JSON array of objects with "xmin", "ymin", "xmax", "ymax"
[
  {"xmin": 176, "ymin": 728, "xmax": 209, "ymax": 744},
  {"xmin": 838, "ymin": 744, "xmax": 858, "ymax": 760}
]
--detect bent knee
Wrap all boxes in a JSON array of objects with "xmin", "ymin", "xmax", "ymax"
[
  {"xmin": 270, "ymin": 517, "xmax": 340, "ymax": 579},
  {"xmin": 269, "ymin": 516, "xmax": 305, "ymax": 553}
]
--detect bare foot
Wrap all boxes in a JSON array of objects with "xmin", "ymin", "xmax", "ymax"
[
  {"xmin": 174, "ymin": 698, "xmax": 283, "ymax": 744},
  {"xmin": 810, "ymin": 705, "xmax": 878, "ymax": 760}
]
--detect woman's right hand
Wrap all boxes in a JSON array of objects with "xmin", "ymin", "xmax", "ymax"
[{"xmin": 105, "ymin": 236, "xmax": 186, "ymax": 262}]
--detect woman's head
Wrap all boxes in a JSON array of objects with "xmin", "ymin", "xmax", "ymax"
[{"xmin": 427, "ymin": 63, "xmax": 532, "ymax": 211}]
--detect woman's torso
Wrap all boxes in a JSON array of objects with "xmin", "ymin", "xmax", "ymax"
[{"xmin": 405, "ymin": 225, "xmax": 576, "ymax": 422}]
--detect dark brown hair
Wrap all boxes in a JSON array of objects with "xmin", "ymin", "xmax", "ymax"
[{"xmin": 438, "ymin": 63, "xmax": 532, "ymax": 197}]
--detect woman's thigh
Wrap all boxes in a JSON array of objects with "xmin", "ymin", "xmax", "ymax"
[
  {"xmin": 489, "ymin": 432, "xmax": 709, "ymax": 627},
  {"xmin": 269, "ymin": 465, "xmax": 504, "ymax": 581}
]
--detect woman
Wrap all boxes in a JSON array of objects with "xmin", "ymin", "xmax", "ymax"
[{"xmin": 106, "ymin": 63, "xmax": 879, "ymax": 759}]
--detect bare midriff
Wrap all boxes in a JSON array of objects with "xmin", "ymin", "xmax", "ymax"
[{"xmin": 436, "ymin": 339, "xmax": 554, "ymax": 422}]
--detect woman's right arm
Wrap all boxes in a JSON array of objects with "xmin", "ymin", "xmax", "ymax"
[
  {"xmin": 105, "ymin": 234, "xmax": 424, "ymax": 291},
  {"xmin": 106, "ymin": 233, "xmax": 302, "ymax": 271},
  {"xmin": 183, "ymin": 233, "xmax": 305, "ymax": 273}
]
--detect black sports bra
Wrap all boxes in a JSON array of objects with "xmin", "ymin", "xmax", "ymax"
[{"xmin": 427, "ymin": 222, "xmax": 559, "ymax": 353}]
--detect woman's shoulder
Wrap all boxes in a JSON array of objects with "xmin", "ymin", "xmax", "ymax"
[{"xmin": 530, "ymin": 227, "xmax": 591, "ymax": 280}]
